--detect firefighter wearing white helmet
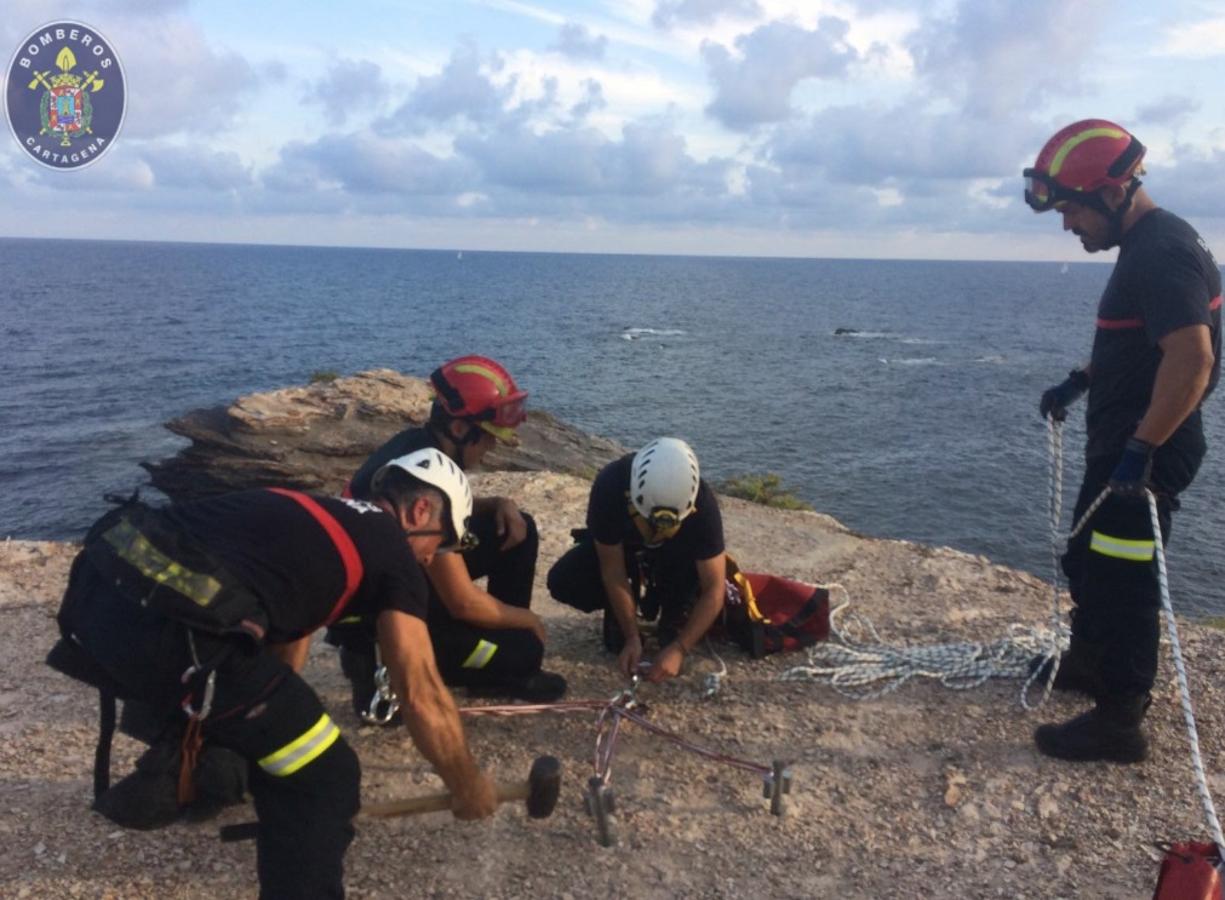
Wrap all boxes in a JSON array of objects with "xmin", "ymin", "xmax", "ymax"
[
  {"xmin": 630, "ymin": 437, "xmax": 701, "ymax": 540},
  {"xmin": 49, "ymin": 470, "xmax": 498, "ymax": 898},
  {"xmin": 373, "ymin": 447, "xmax": 474, "ymax": 552},
  {"xmin": 548, "ymin": 437, "xmax": 727, "ymax": 684}
]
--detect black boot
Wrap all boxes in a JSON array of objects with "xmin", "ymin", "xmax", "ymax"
[
  {"xmin": 1034, "ymin": 694, "xmax": 1151, "ymax": 763},
  {"xmin": 465, "ymin": 671, "xmax": 568, "ymax": 703},
  {"xmin": 93, "ymin": 739, "xmax": 182, "ymax": 830}
]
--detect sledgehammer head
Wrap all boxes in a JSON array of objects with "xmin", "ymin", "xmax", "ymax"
[{"xmin": 526, "ymin": 755, "xmax": 563, "ymax": 819}]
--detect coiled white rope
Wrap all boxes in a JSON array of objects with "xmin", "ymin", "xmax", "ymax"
[
  {"xmin": 779, "ymin": 419, "xmax": 1074, "ymax": 703},
  {"xmin": 779, "ymin": 585, "xmax": 1063, "ymax": 699}
]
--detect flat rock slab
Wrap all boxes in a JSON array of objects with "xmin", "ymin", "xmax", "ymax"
[
  {"xmin": 143, "ymin": 369, "xmax": 626, "ymax": 501},
  {"xmin": 2, "ymin": 472, "xmax": 1223, "ymax": 898}
]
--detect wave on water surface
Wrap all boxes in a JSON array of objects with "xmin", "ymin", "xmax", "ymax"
[
  {"xmin": 879, "ymin": 357, "xmax": 942, "ymax": 366},
  {"xmin": 621, "ymin": 327, "xmax": 688, "ymax": 341}
]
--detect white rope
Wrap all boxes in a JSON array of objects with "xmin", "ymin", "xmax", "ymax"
[
  {"xmin": 1146, "ymin": 489, "xmax": 1225, "ymax": 848},
  {"xmin": 777, "ymin": 424, "xmax": 1079, "ymax": 703},
  {"xmin": 779, "ymin": 586, "xmax": 1063, "ymax": 699},
  {"xmin": 776, "ymin": 419, "xmax": 1224, "ymax": 847}
]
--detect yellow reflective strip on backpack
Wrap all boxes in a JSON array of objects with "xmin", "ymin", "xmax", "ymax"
[
  {"xmin": 461, "ymin": 639, "xmax": 498, "ymax": 670},
  {"xmin": 727, "ymin": 553, "xmax": 768, "ymax": 625},
  {"xmin": 1089, "ymin": 530, "xmax": 1155, "ymax": 562},
  {"xmin": 102, "ymin": 518, "xmax": 224, "ymax": 607},
  {"xmin": 258, "ymin": 714, "xmax": 340, "ymax": 777}
]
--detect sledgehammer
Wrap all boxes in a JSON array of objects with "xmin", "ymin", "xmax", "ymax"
[
  {"xmin": 218, "ymin": 755, "xmax": 562, "ymax": 842},
  {"xmin": 364, "ymin": 755, "xmax": 562, "ymax": 819}
]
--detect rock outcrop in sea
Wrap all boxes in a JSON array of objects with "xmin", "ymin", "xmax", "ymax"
[{"xmin": 142, "ymin": 369, "xmax": 626, "ymax": 501}]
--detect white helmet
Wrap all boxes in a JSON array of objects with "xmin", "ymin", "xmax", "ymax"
[
  {"xmin": 372, "ymin": 448, "xmax": 474, "ymax": 549},
  {"xmin": 630, "ymin": 437, "xmax": 700, "ymax": 527}
]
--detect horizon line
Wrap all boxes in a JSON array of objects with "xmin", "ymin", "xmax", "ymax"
[{"xmin": 0, "ymin": 233, "xmax": 1119, "ymax": 266}]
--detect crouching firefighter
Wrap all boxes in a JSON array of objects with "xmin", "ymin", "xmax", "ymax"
[
  {"xmin": 547, "ymin": 437, "xmax": 727, "ymax": 684},
  {"xmin": 329, "ymin": 355, "xmax": 565, "ymax": 718},
  {"xmin": 47, "ymin": 448, "xmax": 498, "ymax": 899}
]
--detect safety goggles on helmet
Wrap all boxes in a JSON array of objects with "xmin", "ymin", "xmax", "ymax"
[
  {"xmin": 1022, "ymin": 169, "xmax": 1089, "ymax": 212},
  {"xmin": 430, "ymin": 361, "xmax": 528, "ymax": 445},
  {"xmin": 1023, "ymin": 131, "xmax": 1145, "ymax": 213},
  {"xmin": 639, "ymin": 507, "xmax": 684, "ymax": 544}
]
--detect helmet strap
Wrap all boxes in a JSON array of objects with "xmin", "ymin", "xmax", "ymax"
[
  {"xmin": 1104, "ymin": 178, "xmax": 1142, "ymax": 250},
  {"xmin": 405, "ymin": 527, "xmax": 447, "ymax": 540}
]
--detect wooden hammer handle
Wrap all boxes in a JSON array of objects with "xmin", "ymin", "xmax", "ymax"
[{"xmin": 362, "ymin": 780, "xmax": 527, "ymax": 818}]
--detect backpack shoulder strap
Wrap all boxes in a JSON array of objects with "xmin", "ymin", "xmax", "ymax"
[{"xmin": 267, "ymin": 489, "xmax": 364, "ymax": 628}]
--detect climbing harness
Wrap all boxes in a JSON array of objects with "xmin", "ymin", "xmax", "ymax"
[{"xmin": 458, "ymin": 672, "xmax": 790, "ymax": 847}]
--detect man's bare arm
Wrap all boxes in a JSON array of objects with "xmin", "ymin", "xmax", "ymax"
[
  {"xmin": 376, "ymin": 609, "xmax": 496, "ymax": 818},
  {"xmin": 267, "ymin": 635, "xmax": 311, "ymax": 673},
  {"xmin": 426, "ymin": 552, "xmax": 544, "ymax": 641},
  {"xmin": 1133, "ymin": 324, "xmax": 1214, "ymax": 446}
]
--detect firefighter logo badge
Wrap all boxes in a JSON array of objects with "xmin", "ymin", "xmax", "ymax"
[{"xmin": 4, "ymin": 22, "xmax": 126, "ymax": 170}]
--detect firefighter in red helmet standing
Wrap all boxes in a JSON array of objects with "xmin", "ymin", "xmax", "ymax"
[
  {"xmin": 329, "ymin": 355, "xmax": 567, "ymax": 714},
  {"xmin": 1025, "ymin": 120, "xmax": 1221, "ymax": 762}
]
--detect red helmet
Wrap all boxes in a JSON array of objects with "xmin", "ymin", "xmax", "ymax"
[
  {"xmin": 1023, "ymin": 119, "xmax": 1145, "ymax": 212},
  {"xmin": 429, "ymin": 355, "xmax": 527, "ymax": 443}
]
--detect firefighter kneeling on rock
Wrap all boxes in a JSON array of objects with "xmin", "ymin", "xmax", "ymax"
[{"xmin": 47, "ymin": 448, "xmax": 497, "ymax": 899}]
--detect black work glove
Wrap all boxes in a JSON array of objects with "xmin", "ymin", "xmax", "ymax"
[
  {"xmin": 1108, "ymin": 437, "xmax": 1155, "ymax": 498},
  {"xmin": 1039, "ymin": 368, "xmax": 1090, "ymax": 422}
]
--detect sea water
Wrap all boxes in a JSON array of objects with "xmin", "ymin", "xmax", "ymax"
[{"xmin": 1, "ymin": 239, "xmax": 1221, "ymax": 618}]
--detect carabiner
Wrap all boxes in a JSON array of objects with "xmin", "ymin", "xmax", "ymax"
[{"xmin": 360, "ymin": 664, "xmax": 400, "ymax": 725}]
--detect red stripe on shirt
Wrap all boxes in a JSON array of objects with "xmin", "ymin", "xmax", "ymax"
[
  {"xmin": 1096, "ymin": 315, "xmax": 1144, "ymax": 330},
  {"xmin": 1097, "ymin": 295, "xmax": 1220, "ymax": 330}
]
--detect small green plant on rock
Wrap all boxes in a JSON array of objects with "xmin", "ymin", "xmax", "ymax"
[
  {"xmin": 720, "ymin": 472, "xmax": 813, "ymax": 510},
  {"xmin": 309, "ymin": 369, "xmax": 341, "ymax": 384}
]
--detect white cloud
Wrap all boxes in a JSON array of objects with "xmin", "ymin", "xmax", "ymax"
[
  {"xmin": 1156, "ymin": 16, "xmax": 1225, "ymax": 58},
  {"xmin": 653, "ymin": 0, "xmax": 762, "ymax": 29},
  {"xmin": 308, "ymin": 59, "xmax": 389, "ymax": 124},
  {"xmin": 701, "ymin": 18, "xmax": 858, "ymax": 130},
  {"xmin": 377, "ymin": 41, "xmax": 514, "ymax": 135},
  {"xmin": 1133, "ymin": 95, "xmax": 1201, "ymax": 129},
  {"xmin": 907, "ymin": 0, "xmax": 1112, "ymax": 118},
  {"xmin": 550, "ymin": 22, "xmax": 609, "ymax": 59}
]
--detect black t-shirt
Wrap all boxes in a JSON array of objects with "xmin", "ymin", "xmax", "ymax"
[
  {"xmin": 587, "ymin": 454, "xmax": 724, "ymax": 560},
  {"xmin": 1086, "ymin": 209, "xmax": 1222, "ymax": 459},
  {"xmin": 163, "ymin": 490, "xmax": 429, "ymax": 642},
  {"xmin": 349, "ymin": 426, "xmax": 441, "ymax": 500}
]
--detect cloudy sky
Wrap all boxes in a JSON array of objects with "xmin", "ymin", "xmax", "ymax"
[{"xmin": 3, "ymin": 0, "xmax": 1224, "ymax": 260}]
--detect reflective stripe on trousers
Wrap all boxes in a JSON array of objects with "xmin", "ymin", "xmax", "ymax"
[
  {"xmin": 258, "ymin": 713, "xmax": 341, "ymax": 777},
  {"xmin": 1089, "ymin": 530, "xmax": 1156, "ymax": 562},
  {"xmin": 461, "ymin": 639, "xmax": 498, "ymax": 669}
]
